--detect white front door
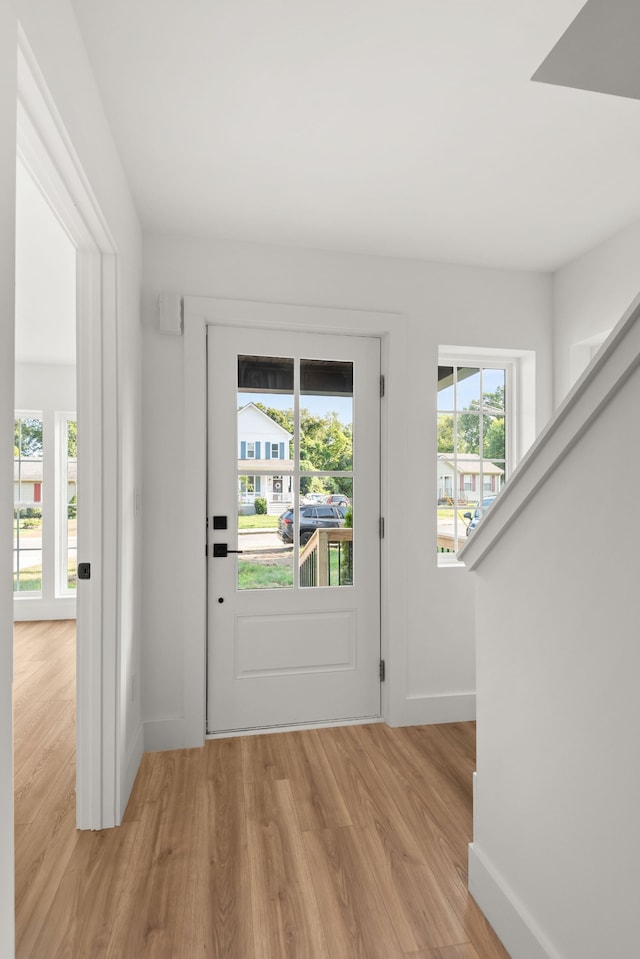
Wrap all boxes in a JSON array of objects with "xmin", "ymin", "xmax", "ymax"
[{"xmin": 207, "ymin": 325, "xmax": 381, "ymax": 733}]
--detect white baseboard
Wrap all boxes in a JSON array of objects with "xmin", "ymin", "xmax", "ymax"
[
  {"xmin": 14, "ymin": 598, "xmax": 76, "ymax": 621},
  {"xmin": 143, "ymin": 716, "xmax": 187, "ymax": 752},
  {"xmin": 143, "ymin": 694, "xmax": 474, "ymax": 752},
  {"xmin": 468, "ymin": 842, "xmax": 563, "ymax": 959},
  {"xmin": 388, "ymin": 692, "xmax": 476, "ymax": 727},
  {"xmin": 121, "ymin": 721, "xmax": 144, "ymax": 820}
]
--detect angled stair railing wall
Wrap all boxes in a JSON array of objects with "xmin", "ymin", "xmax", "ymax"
[{"xmin": 460, "ymin": 291, "xmax": 640, "ymax": 959}]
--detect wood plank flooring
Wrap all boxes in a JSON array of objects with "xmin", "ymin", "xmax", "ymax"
[{"xmin": 14, "ymin": 620, "xmax": 510, "ymax": 958}]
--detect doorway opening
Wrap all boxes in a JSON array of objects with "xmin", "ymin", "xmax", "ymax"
[
  {"xmin": 16, "ymin": 30, "xmax": 122, "ymax": 832},
  {"xmin": 13, "ymin": 155, "xmax": 78, "ymax": 840},
  {"xmin": 14, "ymin": 156, "xmax": 78, "ymax": 617}
]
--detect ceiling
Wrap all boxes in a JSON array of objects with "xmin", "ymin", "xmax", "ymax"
[{"xmin": 66, "ymin": 0, "xmax": 640, "ymax": 273}]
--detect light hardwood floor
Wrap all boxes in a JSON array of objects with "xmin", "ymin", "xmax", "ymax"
[{"xmin": 14, "ymin": 620, "xmax": 510, "ymax": 959}]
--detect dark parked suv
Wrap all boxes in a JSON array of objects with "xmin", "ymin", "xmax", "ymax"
[{"xmin": 277, "ymin": 505, "xmax": 345, "ymax": 545}]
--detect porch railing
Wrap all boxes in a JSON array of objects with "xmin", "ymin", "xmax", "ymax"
[{"xmin": 299, "ymin": 528, "xmax": 353, "ymax": 586}]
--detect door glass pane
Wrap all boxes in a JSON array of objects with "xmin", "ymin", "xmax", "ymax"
[
  {"xmin": 14, "ymin": 416, "xmax": 44, "ymax": 592},
  {"xmin": 300, "ymin": 359, "xmax": 353, "ymax": 472},
  {"xmin": 299, "ymin": 479, "xmax": 352, "ymax": 588},
  {"xmin": 237, "ymin": 355, "xmax": 294, "ymax": 589},
  {"xmin": 234, "ymin": 355, "xmax": 356, "ymax": 590},
  {"xmin": 300, "ymin": 358, "xmax": 353, "ymax": 588}
]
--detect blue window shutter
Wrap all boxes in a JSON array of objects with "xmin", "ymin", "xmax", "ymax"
[
  {"xmin": 256, "ymin": 476, "xmax": 261, "ymax": 492},
  {"xmin": 265, "ymin": 443, "xmax": 271, "ymax": 460},
  {"xmin": 256, "ymin": 442, "xmax": 261, "ymax": 459},
  {"xmin": 240, "ymin": 441, "xmax": 246, "ymax": 459},
  {"xmin": 280, "ymin": 442, "xmax": 285, "ymax": 459}
]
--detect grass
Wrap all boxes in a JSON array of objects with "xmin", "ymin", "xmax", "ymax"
[
  {"xmin": 238, "ymin": 560, "xmax": 293, "ymax": 589},
  {"xmin": 238, "ymin": 544, "xmax": 351, "ymax": 590},
  {"xmin": 14, "ymin": 562, "xmax": 77, "ymax": 592},
  {"xmin": 238, "ymin": 514, "xmax": 279, "ymax": 529}
]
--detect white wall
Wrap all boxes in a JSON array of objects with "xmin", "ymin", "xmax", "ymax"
[
  {"xmin": 141, "ymin": 233, "xmax": 553, "ymax": 745},
  {"xmin": 468, "ymin": 344, "xmax": 640, "ymax": 959},
  {"xmin": 14, "ymin": 362, "xmax": 76, "ymax": 621},
  {"xmin": 553, "ymin": 217, "xmax": 640, "ymax": 403}
]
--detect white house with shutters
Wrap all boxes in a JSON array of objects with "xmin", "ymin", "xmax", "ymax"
[
  {"xmin": 437, "ymin": 452, "xmax": 504, "ymax": 504},
  {"xmin": 237, "ymin": 403, "xmax": 294, "ymax": 510}
]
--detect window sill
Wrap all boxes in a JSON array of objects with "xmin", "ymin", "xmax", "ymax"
[{"xmin": 437, "ymin": 553, "xmax": 466, "ymax": 569}]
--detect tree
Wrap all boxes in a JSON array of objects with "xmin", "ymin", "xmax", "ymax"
[
  {"xmin": 15, "ymin": 417, "xmax": 43, "ymax": 457},
  {"xmin": 67, "ymin": 420, "xmax": 78, "ymax": 458},
  {"xmin": 437, "ymin": 415, "xmax": 454, "ymax": 453},
  {"xmin": 456, "ymin": 387, "xmax": 505, "ymax": 457},
  {"xmin": 247, "ymin": 404, "xmax": 353, "ymax": 494},
  {"xmin": 483, "ymin": 416, "xmax": 505, "ymax": 459}
]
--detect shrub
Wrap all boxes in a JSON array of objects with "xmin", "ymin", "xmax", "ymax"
[{"xmin": 254, "ymin": 497, "xmax": 268, "ymax": 514}]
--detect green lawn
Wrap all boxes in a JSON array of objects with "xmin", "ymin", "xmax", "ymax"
[
  {"xmin": 238, "ymin": 544, "xmax": 351, "ymax": 590},
  {"xmin": 238, "ymin": 560, "xmax": 293, "ymax": 589},
  {"xmin": 238, "ymin": 514, "xmax": 279, "ymax": 529},
  {"xmin": 14, "ymin": 562, "xmax": 77, "ymax": 592}
]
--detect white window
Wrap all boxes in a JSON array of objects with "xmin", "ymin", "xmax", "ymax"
[
  {"xmin": 437, "ymin": 357, "xmax": 515, "ymax": 562},
  {"xmin": 246, "ymin": 441, "xmax": 255, "ymax": 459},
  {"xmin": 271, "ymin": 442, "xmax": 279, "ymax": 459},
  {"xmin": 14, "ymin": 414, "xmax": 44, "ymax": 594},
  {"xmin": 57, "ymin": 414, "xmax": 78, "ymax": 596},
  {"xmin": 14, "ymin": 411, "xmax": 78, "ymax": 597}
]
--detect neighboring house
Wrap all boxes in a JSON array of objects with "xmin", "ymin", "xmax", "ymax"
[
  {"xmin": 237, "ymin": 403, "xmax": 293, "ymax": 510},
  {"xmin": 437, "ymin": 453, "xmax": 503, "ymax": 503},
  {"xmin": 13, "ymin": 458, "xmax": 77, "ymax": 507}
]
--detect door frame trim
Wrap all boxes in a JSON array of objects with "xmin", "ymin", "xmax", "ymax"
[
  {"xmin": 182, "ymin": 296, "xmax": 410, "ymax": 747},
  {"xmin": 17, "ymin": 31, "xmax": 121, "ymax": 829}
]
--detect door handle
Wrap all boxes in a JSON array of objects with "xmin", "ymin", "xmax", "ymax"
[{"xmin": 212, "ymin": 543, "xmax": 244, "ymax": 558}]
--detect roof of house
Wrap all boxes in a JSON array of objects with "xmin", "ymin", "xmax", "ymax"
[
  {"xmin": 14, "ymin": 459, "xmax": 77, "ymax": 482},
  {"xmin": 238, "ymin": 403, "xmax": 293, "ymax": 439}
]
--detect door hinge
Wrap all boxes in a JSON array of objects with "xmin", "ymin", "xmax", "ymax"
[
  {"xmin": 379, "ymin": 516, "xmax": 385, "ymax": 539},
  {"xmin": 380, "ymin": 373, "xmax": 385, "ymax": 397},
  {"xmin": 379, "ymin": 660, "xmax": 386, "ymax": 682}
]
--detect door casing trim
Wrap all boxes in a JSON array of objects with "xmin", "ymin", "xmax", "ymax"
[
  {"xmin": 17, "ymin": 30, "xmax": 121, "ymax": 829},
  {"xmin": 182, "ymin": 296, "xmax": 410, "ymax": 747}
]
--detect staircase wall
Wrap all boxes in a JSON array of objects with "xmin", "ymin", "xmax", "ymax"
[{"xmin": 461, "ymin": 297, "xmax": 640, "ymax": 959}]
